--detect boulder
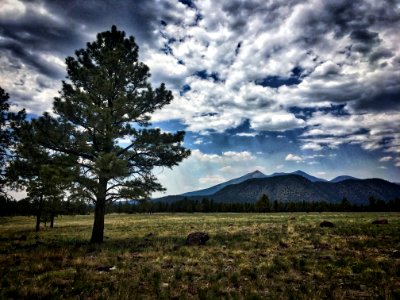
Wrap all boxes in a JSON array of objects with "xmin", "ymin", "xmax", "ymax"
[
  {"xmin": 372, "ymin": 219, "xmax": 388, "ymax": 225},
  {"xmin": 320, "ymin": 221, "xmax": 335, "ymax": 228},
  {"xmin": 186, "ymin": 232, "xmax": 209, "ymax": 246}
]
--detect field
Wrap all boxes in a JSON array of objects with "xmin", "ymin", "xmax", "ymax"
[{"xmin": 1, "ymin": 213, "xmax": 399, "ymax": 299}]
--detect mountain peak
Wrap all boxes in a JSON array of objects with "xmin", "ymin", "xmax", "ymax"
[
  {"xmin": 330, "ymin": 175, "xmax": 358, "ymax": 183},
  {"xmin": 251, "ymin": 170, "xmax": 264, "ymax": 175},
  {"xmin": 291, "ymin": 170, "xmax": 327, "ymax": 182},
  {"xmin": 247, "ymin": 170, "xmax": 266, "ymax": 178},
  {"xmin": 293, "ymin": 170, "xmax": 307, "ymax": 175}
]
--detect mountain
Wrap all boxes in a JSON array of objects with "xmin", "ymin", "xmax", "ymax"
[
  {"xmin": 181, "ymin": 170, "xmax": 266, "ymax": 197},
  {"xmin": 210, "ymin": 175, "xmax": 400, "ymax": 205},
  {"xmin": 181, "ymin": 170, "xmax": 326, "ymax": 197},
  {"xmin": 330, "ymin": 175, "xmax": 359, "ymax": 183},
  {"xmin": 154, "ymin": 172, "xmax": 400, "ymax": 205}
]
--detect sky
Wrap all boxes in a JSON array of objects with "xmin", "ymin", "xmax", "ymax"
[{"xmin": 1, "ymin": 0, "xmax": 399, "ymax": 197}]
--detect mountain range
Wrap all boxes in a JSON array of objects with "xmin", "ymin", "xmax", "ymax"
[{"xmin": 154, "ymin": 170, "xmax": 400, "ymax": 205}]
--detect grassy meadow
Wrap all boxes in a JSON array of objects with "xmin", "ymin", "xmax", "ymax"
[{"xmin": 1, "ymin": 212, "xmax": 399, "ymax": 299}]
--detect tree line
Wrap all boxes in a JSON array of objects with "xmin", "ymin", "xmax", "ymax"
[
  {"xmin": 106, "ymin": 195, "xmax": 400, "ymax": 213},
  {"xmin": 2, "ymin": 193, "xmax": 399, "ymax": 218}
]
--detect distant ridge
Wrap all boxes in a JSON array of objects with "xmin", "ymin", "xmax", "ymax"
[
  {"xmin": 330, "ymin": 175, "xmax": 359, "ymax": 183},
  {"xmin": 181, "ymin": 169, "xmax": 326, "ymax": 197},
  {"xmin": 270, "ymin": 170, "xmax": 327, "ymax": 182},
  {"xmin": 182, "ymin": 170, "xmax": 266, "ymax": 197},
  {"xmin": 153, "ymin": 170, "xmax": 400, "ymax": 205},
  {"xmin": 210, "ymin": 175, "xmax": 400, "ymax": 204}
]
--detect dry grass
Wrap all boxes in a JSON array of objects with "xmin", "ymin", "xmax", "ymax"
[{"xmin": 1, "ymin": 212, "xmax": 399, "ymax": 299}]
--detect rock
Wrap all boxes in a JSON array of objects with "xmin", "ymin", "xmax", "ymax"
[
  {"xmin": 18, "ymin": 235, "xmax": 27, "ymax": 241},
  {"xmin": 186, "ymin": 232, "xmax": 209, "ymax": 246},
  {"xmin": 95, "ymin": 265, "xmax": 115, "ymax": 272},
  {"xmin": 162, "ymin": 261, "xmax": 173, "ymax": 269},
  {"xmin": 279, "ymin": 241, "xmax": 289, "ymax": 248},
  {"xmin": 390, "ymin": 250, "xmax": 400, "ymax": 258},
  {"xmin": 320, "ymin": 221, "xmax": 335, "ymax": 228},
  {"xmin": 372, "ymin": 219, "xmax": 388, "ymax": 225},
  {"xmin": 314, "ymin": 243, "xmax": 329, "ymax": 250}
]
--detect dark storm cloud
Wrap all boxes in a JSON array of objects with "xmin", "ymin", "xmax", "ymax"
[
  {"xmin": 351, "ymin": 85, "xmax": 400, "ymax": 112},
  {"xmin": 44, "ymin": 0, "xmax": 183, "ymax": 46},
  {"xmin": 0, "ymin": 39, "xmax": 65, "ymax": 78},
  {"xmin": 221, "ymin": 0, "xmax": 302, "ymax": 33},
  {"xmin": 350, "ymin": 29, "xmax": 379, "ymax": 44},
  {"xmin": 369, "ymin": 48, "xmax": 393, "ymax": 64},
  {"xmin": 0, "ymin": 13, "xmax": 84, "ymax": 55},
  {"xmin": 0, "ymin": 0, "xmax": 185, "ymax": 80},
  {"xmin": 295, "ymin": 0, "xmax": 399, "ymax": 47}
]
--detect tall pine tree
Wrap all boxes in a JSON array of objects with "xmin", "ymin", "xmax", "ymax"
[{"xmin": 33, "ymin": 26, "xmax": 190, "ymax": 243}]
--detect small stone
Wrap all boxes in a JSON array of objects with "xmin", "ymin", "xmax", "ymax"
[
  {"xmin": 320, "ymin": 221, "xmax": 335, "ymax": 228},
  {"xmin": 372, "ymin": 219, "xmax": 388, "ymax": 225},
  {"xmin": 279, "ymin": 241, "xmax": 289, "ymax": 248},
  {"xmin": 391, "ymin": 250, "xmax": 400, "ymax": 258},
  {"xmin": 186, "ymin": 232, "xmax": 209, "ymax": 246},
  {"xmin": 95, "ymin": 265, "xmax": 115, "ymax": 272},
  {"xmin": 162, "ymin": 262, "xmax": 173, "ymax": 269}
]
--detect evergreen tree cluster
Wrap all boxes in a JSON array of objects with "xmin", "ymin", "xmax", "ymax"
[{"xmin": 105, "ymin": 196, "xmax": 400, "ymax": 214}]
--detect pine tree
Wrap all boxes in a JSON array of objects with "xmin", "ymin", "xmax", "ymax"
[
  {"xmin": 32, "ymin": 26, "xmax": 190, "ymax": 242},
  {"xmin": 0, "ymin": 87, "xmax": 25, "ymax": 202},
  {"xmin": 255, "ymin": 194, "xmax": 270, "ymax": 212},
  {"xmin": 10, "ymin": 122, "xmax": 75, "ymax": 231}
]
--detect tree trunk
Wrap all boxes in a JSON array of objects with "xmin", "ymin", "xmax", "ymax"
[
  {"xmin": 90, "ymin": 178, "xmax": 107, "ymax": 243},
  {"xmin": 35, "ymin": 195, "xmax": 43, "ymax": 232},
  {"xmin": 50, "ymin": 212, "xmax": 54, "ymax": 228}
]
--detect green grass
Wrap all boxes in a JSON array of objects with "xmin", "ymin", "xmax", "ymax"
[{"xmin": 0, "ymin": 212, "xmax": 399, "ymax": 299}]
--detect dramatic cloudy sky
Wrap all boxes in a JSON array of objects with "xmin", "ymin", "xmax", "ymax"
[{"xmin": 1, "ymin": 0, "xmax": 399, "ymax": 196}]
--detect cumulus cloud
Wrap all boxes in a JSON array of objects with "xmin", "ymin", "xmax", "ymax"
[
  {"xmin": 1, "ymin": 0, "xmax": 399, "ymax": 179},
  {"xmin": 301, "ymin": 142, "xmax": 323, "ymax": 151},
  {"xmin": 191, "ymin": 149, "xmax": 255, "ymax": 163},
  {"xmin": 285, "ymin": 154, "xmax": 303, "ymax": 162},
  {"xmin": 223, "ymin": 151, "xmax": 255, "ymax": 161},
  {"xmin": 301, "ymin": 112, "xmax": 400, "ymax": 154},
  {"xmin": 379, "ymin": 156, "xmax": 393, "ymax": 162},
  {"xmin": 193, "ymin": 138, "xmax": 204, "ymax": 145},
  {"xmin": 236, "ymin": 132, "xmax": 258, "ymax": 137},
  {"xmin": 250, "ymin": 113, "xmax": 305, "ymax": 132}
]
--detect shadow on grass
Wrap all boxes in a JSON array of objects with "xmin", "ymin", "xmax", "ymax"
[{"xmin": 1, "ymin": 228, "xmax": 278, "ymax": 257}]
